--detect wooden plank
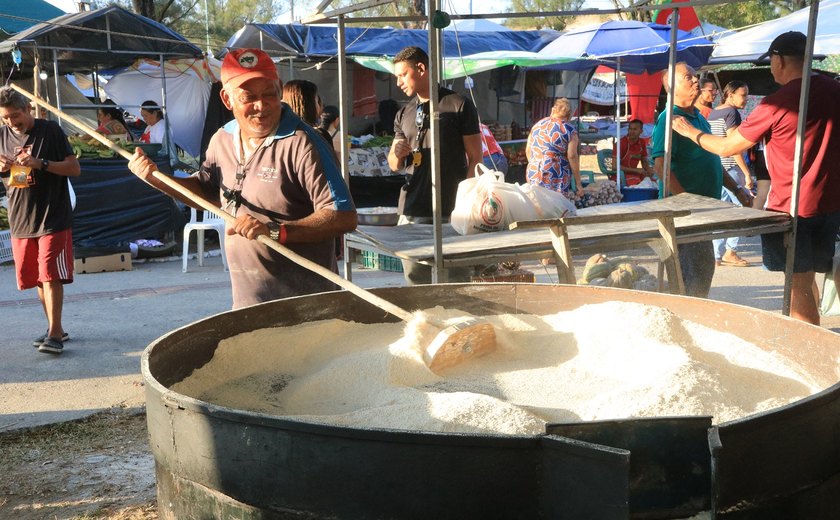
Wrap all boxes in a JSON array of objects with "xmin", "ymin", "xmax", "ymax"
[
  {"xmin": 346, "ymin": 194, "xmax": 792, "ymax": 265},
  {"xmin": 512, "ymin": 209, "xmax": 691, "ymax": 229}
]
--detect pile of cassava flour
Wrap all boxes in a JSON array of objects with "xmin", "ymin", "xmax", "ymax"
[{"xmin": 172, "ymin": 301, "xmax": 821, "ymax": 436}]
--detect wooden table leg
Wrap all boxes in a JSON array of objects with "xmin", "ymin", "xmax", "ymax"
[
  {"xmin": 656, "ymin": 216, "xmax": 685, "ymax": 295},
  {"xmin": 549, "ymin": 223, "xmax": 577, "ymax": 284}
]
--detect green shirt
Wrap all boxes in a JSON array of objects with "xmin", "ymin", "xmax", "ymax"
[{"xmin": 651, "ymin": 105, "xmax": 722, "ymax": 199}]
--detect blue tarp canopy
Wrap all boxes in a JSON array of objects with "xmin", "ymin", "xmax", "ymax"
[
  {"xmin": 0, "ymin": 0, "xmax": 64, "ymax": 36},
  {"xmin": 224, "ymin": 23, "xmax": 557, "ymax": 59},
  {"xmin": 0, "ymin": 6, "xmax": 203, "ymax": 73}
]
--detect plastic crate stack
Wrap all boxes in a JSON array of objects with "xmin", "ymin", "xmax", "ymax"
[
  {"xmin": 0, "ymin": 230, "xmax": 12, "ymax": 264},
  {"xmin": 359, "ymin": 250, "xmax": 404, "ymax": 273}
]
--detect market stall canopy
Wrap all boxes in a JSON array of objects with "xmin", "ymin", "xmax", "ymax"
[
  {"xmin": 385, "ymin": 20, "xmax": 714, "ymax": 78},
  {"xmin": 224, "ymin": 22, "xmax": 556, "ymax": 59},
  {"xmin": 710, "ymin": 0, "xmax": 839, "ymax": 63},
  {"xmin": 103, "ymin": 57, "xmax": 221, "ymax": 158},
  {"xmin": 0, "ymin": 6, "xmax": 203, "ymax": 73},
  {"xmin": 534, "ymin": 20, "xmax": 714, "ymax": 74},
  {"xmin": 0, "ymin": 0, "xmax": 64, "ymax": 36}
]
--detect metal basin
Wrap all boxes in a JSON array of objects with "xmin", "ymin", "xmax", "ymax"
[
  {"xmin": 142, "ymin": 284, "xmax": 840, "ymax": 519},
  {"xmin": 356, "ymin": 206, "xmax": 399, "ymax": 226}
]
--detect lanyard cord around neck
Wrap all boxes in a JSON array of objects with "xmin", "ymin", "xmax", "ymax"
[
  {"xmin": 224, "ymin": 132, "xmax": 266, "ymax": 215},
  {"xmin": 414, "ymin": 99, "xmax": 429, "ymax": 149}
]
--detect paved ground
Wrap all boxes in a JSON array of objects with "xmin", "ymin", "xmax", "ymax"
[{"xmin": 1, "ymin": 235, "xmax": 838, "ymax": 432}]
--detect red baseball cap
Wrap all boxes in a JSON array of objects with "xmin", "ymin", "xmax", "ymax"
[{"xmin": 221, "ymin": 48, "xmax": 279, "ymax": 89}]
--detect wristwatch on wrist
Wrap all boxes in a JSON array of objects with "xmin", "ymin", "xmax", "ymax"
[
  {"xmin": 266, "ymin": 221, "xmax": 280, "ymax": 241},
  {"xmin": 41, "ymin": 159, "xmax": 49, "ymax": 170}
]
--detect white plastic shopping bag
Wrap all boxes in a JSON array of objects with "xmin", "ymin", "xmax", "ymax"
[
  {"xmin": 517, "ymin": 182, "xmax": 577, "ymax": 220},
  {"xmin": 820, "ymin": 239, "xmax": 840, "ymax": 317},
  {"xmin": 450, "ymin": 164, "xmax": 537, "ymax": 234}
]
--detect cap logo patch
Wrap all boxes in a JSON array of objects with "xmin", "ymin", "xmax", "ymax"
[{"xmin": 238, "ymin": 52, "xmax": 258, "ymax": 68}]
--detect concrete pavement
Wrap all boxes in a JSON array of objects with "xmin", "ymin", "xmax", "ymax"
[{"xmin": 1, "ymin": 236, "xmax": 837, "ymax": 432}]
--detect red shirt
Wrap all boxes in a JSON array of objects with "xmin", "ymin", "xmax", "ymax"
[
  {"xmin": 613, "ymin": 136, "xmax": 648, "ymax": 186},
  {"xmin": 480, "ymin": 124, "xmax": 503, "ymax": 157},
  {"xmin": 739, "ymin": 75, "xmax": 840, "ymax": 217}
]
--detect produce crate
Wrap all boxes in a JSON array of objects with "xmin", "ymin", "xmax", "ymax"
[
  {"xmin": 75, "ymin": 252, "xmax": 132, "ymax": 274},
  {"xmin": 358, "ymin": 250, "xmax": 404, "ymax": 273},
  {"xmin": 0, "ymin": 229, "xmax": 12, "ymax": 264}
]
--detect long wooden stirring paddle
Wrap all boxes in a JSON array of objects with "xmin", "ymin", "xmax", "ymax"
[{"xmin": 11, "ymin": 83, "xmax": 495, "ymax": 373}]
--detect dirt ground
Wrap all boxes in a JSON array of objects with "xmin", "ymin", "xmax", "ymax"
[{"xmin": 0, "ymin": 408, "xmax": 158, "ymax": 520}]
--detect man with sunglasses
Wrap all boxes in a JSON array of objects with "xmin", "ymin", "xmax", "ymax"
[{"xmin": 387, "ymin": 46, "xmax": 483, "ymax": 284}]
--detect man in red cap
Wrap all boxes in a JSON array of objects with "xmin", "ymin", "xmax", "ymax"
[
  {"xmin": 129, "ymin": 48, "xmax": 357, "ymax": 309},
  {"xmin": 672, "ymin": 31, "xmax": 840, "ymax": 325}
]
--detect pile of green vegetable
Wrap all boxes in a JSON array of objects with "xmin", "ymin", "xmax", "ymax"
[
  {"xmin": 361, "ymin": 135, "xmax": 394, "ymax": 149},
  {"xmin": 68, "ymin": 135, "xmax": 133, "ymax": 159},
  {"xmin": 578, "ymin": 253, "xmax": 660, "ymax": 292}
]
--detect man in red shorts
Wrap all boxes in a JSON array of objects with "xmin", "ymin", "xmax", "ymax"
[
  {"xmin": 672, "ymin": 31, "xmax": 840, "ymax": 325},
  {"xmin": 0, "ymin": 87, "xmax": 80, "ymax": 354}
]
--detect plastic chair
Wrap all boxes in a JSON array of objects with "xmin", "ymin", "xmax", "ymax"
[
  {"xmin": 596, "ymin": 149, "xmax": 615, "ymax": 177},
  {"xmin": 182, "ymin": 208, "xmax": 228, "ymax": 272}
]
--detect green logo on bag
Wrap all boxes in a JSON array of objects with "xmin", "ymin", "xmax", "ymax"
[{"xmin": 480, "ymin": 196, "xmax": 503, "ymax": 228}]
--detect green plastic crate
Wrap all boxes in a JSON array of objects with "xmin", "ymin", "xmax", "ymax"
[{"xmin": 359, "ymin": 250, "xmax": 404, "ymax": 273}]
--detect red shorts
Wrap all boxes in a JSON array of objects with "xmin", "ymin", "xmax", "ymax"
[{"xmin": 12, "ymin": 229, "xmax": 74, "ymax": 290}]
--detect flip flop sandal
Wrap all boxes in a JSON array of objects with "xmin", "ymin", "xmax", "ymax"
[
  {"xmin": 38, "ymin": 337, "xmax": 64, "ymax": 355},
  {"xmin": 33, "ymin": 331, "xmax": 70, "ymax": 347},
  {"xmin": 720, "ymin": 257, "xmax": 750, "ymax": 267}
]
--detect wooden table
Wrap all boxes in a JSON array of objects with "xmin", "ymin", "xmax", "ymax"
[{"xmin": 345, "ymin": 193, "xmax": 792, "ymax": 284}]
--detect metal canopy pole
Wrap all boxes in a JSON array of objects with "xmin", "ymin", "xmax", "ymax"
[
  {"xmin": 615, "ymin": 58, "xmax": 621, "ymax": 193},
  {"xmin": 53, "ymin": 49, "xmax": 62, "ymax": 126},
  {"xmin": 428, "ymin": 0, "xmax": 444, "ymax": 283},
  {"xmin": 337, "ymin": 15, "xmax": 354, "ymax": 281},
  {"xmin": 159, "ymin": 53, "xmax": 172, "ymax": 166},
  {"xmin": 782, "ymin": 0, "xmax": 820, "ymax": 316},
  {"xmin": 661, "ymin": 9, "xmax": 680, "ymax": 198}
]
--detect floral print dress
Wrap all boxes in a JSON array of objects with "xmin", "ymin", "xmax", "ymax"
[{"xmin": 526, "ymin": 117, "xmax": 576, "ymax": 193}]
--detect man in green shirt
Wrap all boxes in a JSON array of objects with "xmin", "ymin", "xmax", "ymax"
[{"xmin": 651, "ymin": 62, "xmax": 752, "ymax": 297}]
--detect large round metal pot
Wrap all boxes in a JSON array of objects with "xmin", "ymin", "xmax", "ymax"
[{"xmin": 142, "ymin": 284, "xmax": 840, "ymax": 520}]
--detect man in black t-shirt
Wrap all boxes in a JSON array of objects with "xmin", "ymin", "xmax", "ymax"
[
  {"xmin": 387, "ymin": 46, "xmax": 482, "ymax": 284},
  {"xmin": 0, "ymin": 87, "xmax": 80, "ymax": 355}
]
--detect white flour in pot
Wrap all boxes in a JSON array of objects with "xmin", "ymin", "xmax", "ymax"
[{"xmin": 172, "ymin": 301, "xmax": 821, "ymax": 436}]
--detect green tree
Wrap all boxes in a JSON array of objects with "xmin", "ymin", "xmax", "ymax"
[
  {"xmin": 92, "ymin": 0, "xmax": 286, "ymax": 55},
  {"xmin": 695, "ymin": 0, "xmax": 777, "ymax": 30},
  {"xmin": 505, "ymin": 0, "xmax": 586, "ymax": 31}
]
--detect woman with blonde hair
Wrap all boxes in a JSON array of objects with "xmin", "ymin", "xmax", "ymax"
[{"xmin": 525, "ymin": 97, "xmax": 582, "ymax": 199}]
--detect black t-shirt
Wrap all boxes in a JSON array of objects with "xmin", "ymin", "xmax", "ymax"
[
  {"xmin": 393, "ymin": 86, "xmax": 479, "ymax": 217},
  {"xmin": 0, "ymin": 119, "xmax": 75, "ymax": 238}
]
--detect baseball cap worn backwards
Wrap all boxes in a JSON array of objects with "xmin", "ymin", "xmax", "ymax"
[
  {"xmin": 758, "ymin": 31, "xmax": 807, "ymax": 61},
  {"xmin": 221, "ymin": 48, "xmax": 279, "ymax": 89}
]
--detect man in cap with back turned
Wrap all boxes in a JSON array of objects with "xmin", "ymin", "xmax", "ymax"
[
  {"xmin": 672, "ymin": 31, "xmax": 840, "ymax": 325},
  {"xmin": 128, "ymin": 48, "xmax": 356, "ymax": 309}
]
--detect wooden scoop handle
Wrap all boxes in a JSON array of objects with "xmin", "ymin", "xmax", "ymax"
[{"xmin": 11, "ymin": 83, "xmax": 416, "ymax": 324}]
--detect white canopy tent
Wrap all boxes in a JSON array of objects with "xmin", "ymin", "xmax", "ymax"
[
  {"xmin": 102, "ymin": 57, "xmax": 221, "ymax": 159},
  {"xmin": 711, "ymin": 0, "xmax": 840, "ymax": 63}
]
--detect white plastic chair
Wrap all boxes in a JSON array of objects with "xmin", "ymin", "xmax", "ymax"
[{"xmin": 182, "ymin": 208, "xmax": 228, "ymax": 272}]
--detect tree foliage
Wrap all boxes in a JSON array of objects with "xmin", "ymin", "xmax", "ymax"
[
  {"xmin": 696, "ymin": 0, "xmax": 777, "ymax": 30},
  {"xmin": 92, "ymin": 0, "xmax": 286, "ymax": 55},
  {"xmin": 506, "ymin": 0, "xmax": 587, "ymax": 31}
]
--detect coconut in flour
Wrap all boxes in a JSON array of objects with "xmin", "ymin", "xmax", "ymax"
[{"xmin": 172, "ymin": 301, "xmax": 820, "ymax": 436}]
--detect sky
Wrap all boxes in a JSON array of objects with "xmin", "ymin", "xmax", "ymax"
[{"xmin": 44, "ymin": 0, "xmax": 617, "ymax": 24}]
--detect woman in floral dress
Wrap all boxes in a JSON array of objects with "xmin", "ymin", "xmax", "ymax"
[{"xmin": 526, "ymin": 98, "xmax": 583, "ymax": 199}]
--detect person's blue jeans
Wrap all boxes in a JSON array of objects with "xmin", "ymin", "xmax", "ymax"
[{"xmin": 713, "ymin": 166, "xmax": 746, "ymax": 260}]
